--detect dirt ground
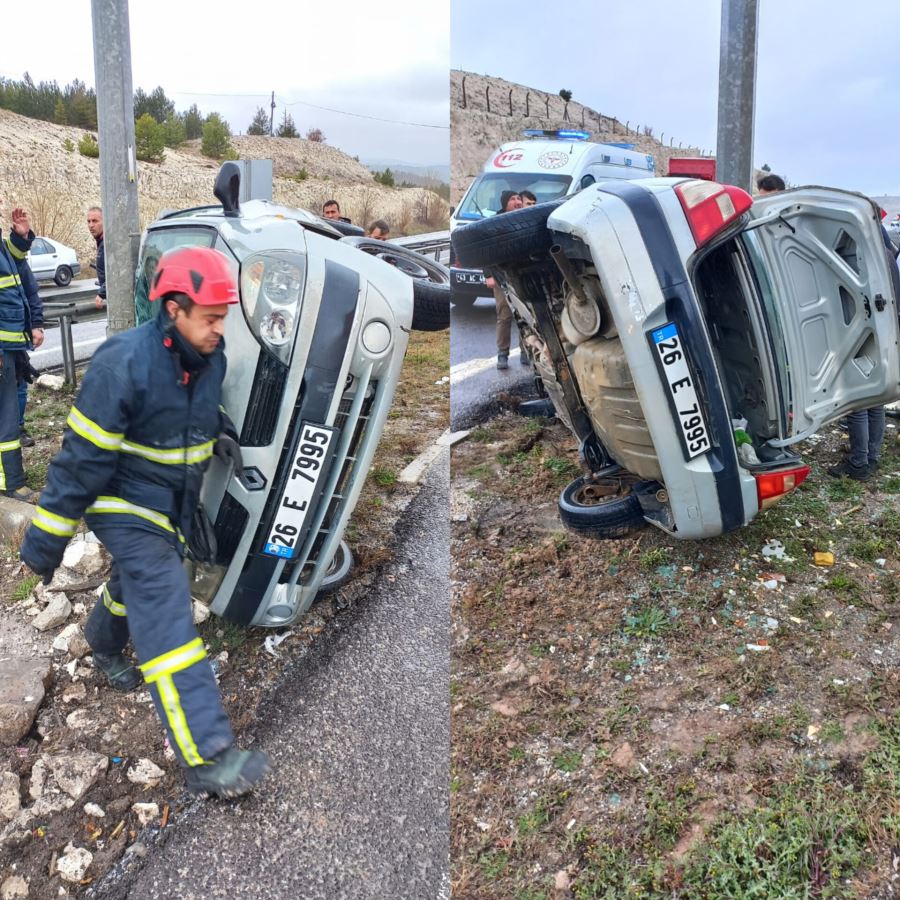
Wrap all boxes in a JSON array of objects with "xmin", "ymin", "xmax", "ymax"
[
  {"xmin": 0, "ymin": 327, "xmax": 448, "ymax": 897},
  {"xmin": 450, "ymin": 409, "xmax": 899, "ymax": 899}
]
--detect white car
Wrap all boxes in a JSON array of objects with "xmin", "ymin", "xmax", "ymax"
[
  {"xmin": 27, "ymin": 236, "xmax": 81, "ymax": 286},
  {"xmin": 453, "ymin": 179, "xmax": 900, "ymax": 539}
]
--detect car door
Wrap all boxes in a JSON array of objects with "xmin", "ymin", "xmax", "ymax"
[
  {"xmin": 740, "ymin": 187, "xmax": 900, "ymax": 442},
  {"xmin": 27, "ymin": 238, "xmax": 54, "ymax": 280}
]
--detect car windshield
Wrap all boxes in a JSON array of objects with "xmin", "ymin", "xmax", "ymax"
[{"xmin": 456, "ymin": 173, "xmax": 572, "ymax": 220}]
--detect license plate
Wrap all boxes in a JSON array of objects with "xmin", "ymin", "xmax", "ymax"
[
  {"xmin": 452, "ymin": 270, "xmax": 485, "ymax": 285},
  {"xmin": 263, "ymin": 423, "xmax": 336, "ymax": 559},
  {"xmin": 650, "ymin": 323, "xmax": 711, "ymax": 459}
]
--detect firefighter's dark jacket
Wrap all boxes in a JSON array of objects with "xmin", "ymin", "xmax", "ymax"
[
  {"xmin": 0, "ymin": 227, "xmax": 38, "ymax": 348},
  {"xmin": 22, "ymin": 310, "xmax": 232, "ymax": 573}
]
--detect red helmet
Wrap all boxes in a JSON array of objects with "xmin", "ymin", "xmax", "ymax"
[{"xmin": 148, "ymin": 246, "xmax": 239, "ymax": 306}]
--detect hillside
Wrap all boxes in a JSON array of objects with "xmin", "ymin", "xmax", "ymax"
[
  {"xmin": 451, "ymin": 69, "xmax": 709, "ymax": 203},
  {"xmin": 0, "ymin": 108, "xmax": 448, "ymax": 269}
]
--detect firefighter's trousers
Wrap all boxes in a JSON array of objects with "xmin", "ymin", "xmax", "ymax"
[{"xmin": 83, "ymin": 519, "xmax": 233, "ymax": 768}]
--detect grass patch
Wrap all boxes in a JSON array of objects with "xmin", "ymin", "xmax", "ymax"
[
  {"xmin": 517, "ymin": 799, "xmax": 550, "ymax": 837},
  {"xmin": 370, "ymin": 466, "xmax": 397, "ymax": 488},
  {"xmin": 11, "ymin": 574, "xmax": 40, "ymax": 603},
  {"xmin": 623, "ymin": 606, "xmax": 671, "ymax": 639},
  {"xmin": 201, "ymin": 620, "xmax": 248, "ymax": 655},
  {"xmin": 639, "ymin": 547, "xmax": 671, "ymax": 571},
  {"xmin": 553, "ymin": 750, "xmax": 582, "ymax": 773}
]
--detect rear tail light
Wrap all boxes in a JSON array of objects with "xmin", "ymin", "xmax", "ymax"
[
  {"xmin": 674, "ymin": 180, "xmax": 753, "ymax": 246},
  {"xmin": 754, "ymin": 465, "xmax": 810, "ymax": 510}
]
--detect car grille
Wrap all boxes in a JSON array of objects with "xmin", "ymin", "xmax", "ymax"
[
  {"xmin": 213, "ymin": 493, "xmax": 249, "ymax": 565},
  {"xmin": 240, "ymin": 353, "xmax": 289, "ymax": 446},
  {"xmin": 281, "ymin": 377, "xmax": 378, "ymax": 584}
]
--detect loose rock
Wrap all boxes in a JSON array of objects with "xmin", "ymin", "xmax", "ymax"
[
  {"xmin": 127, "ymin": 758, "xmax": 164, "ymax": 786},
  {"xmin": 0, "ymin": 772, "xmax": 20, "ymax": 822},
  {"xmin": 36, "ymin": 373, "xmax": 65, "ymax": 391},
  {"xmin": 0, "ymin": 657, "xmax": 52, "ymax": 746},
  {"xmin": 132, "ymin": 802, "xmax": 159, "ymax": 827},
  {"xmin": 83, "ymin": 802, "xmax": 105, "ymax": 818},
  {"xmin": 0, "ymin": 875, "xmax": 28, "ymax": 899},
  {"xmin": 56, "ymin": 845, "xmax": 92, "ymax": 883},
  {"xmin": 32, "ymin": 593, "xmax": 72, "ymax": 632},
  {"xmin": 192, "ymin": 601, "xmax": 211, "ymax": 625},
  {"xmin": 61, "ymin": 540, "xmax": 106, "ymax": 578}
]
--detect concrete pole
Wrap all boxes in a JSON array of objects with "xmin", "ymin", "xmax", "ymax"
[
  {"xmin": 91, "ymin": 0, "xmax": 140, "ymax": 334},
  {"xmin": 716, "ymin": 0, "xmax": 759, "ymax": 191}
]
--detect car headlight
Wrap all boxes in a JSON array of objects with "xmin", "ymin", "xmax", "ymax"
[{"xmin": 240, "ymin": 252, "xmax": 306, "ymax": 364}]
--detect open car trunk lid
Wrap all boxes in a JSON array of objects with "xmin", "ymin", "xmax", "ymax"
[{"xmin": 740, "ymin": 187, "xmax": 900, "ymax": 443}]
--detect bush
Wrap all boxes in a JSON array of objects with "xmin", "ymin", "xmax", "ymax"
[
  {"xmin": 275, "ymin": 111, "xmax": 299, "ymax": 138},
  {"xmin": 78, "ymin": 133, "xmax": 99, "ymax": 158},
  {"xmin": 374, "ymin": 168, "xmax": 395, "ymax": 187},
  {"xmin": 294, "ymin": 168, "xmax": 309, "ymax": 181},
  {"xmin": 135, "ymin": 113, "xmax": 166, "ymax": 163},
  {"xmin": 201, "ymin": 113, "xmax": 233, "ymax": 159},
  {"xmin": 62, "ymin": 138, "xmax": 75, "ymax": 153},
  {"xmin": 162, "ymin": 116, "xmax": 186, "ymax": 148},
  {"xmin": 305, "ymin": 127, "xmax": 326, "ymax": 143}
]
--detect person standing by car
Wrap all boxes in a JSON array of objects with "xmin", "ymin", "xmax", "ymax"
[
  {"xmin": 20, "ymin": 246, "xmax": 271, "ymax": 799},
  {"xmin": 366, "ymin": 219, "xmax": 391, "ymax": 240},
  {"xmin": 322, "ymin": 199, "xmax": 351, "ymax": 224},
  {"xmin": 87, "ymin": 206, "xmax": 106, "ymax": 311},
  {"xmin": 0, "ymin": 201, "xmax": 43, "ymax": 500},
  {"xmin": 16, "ymin": 260, "xmax": 44, "ymax": 448},
  {"xmin": 489, "ymin": 190, "xmax": 523, "ymax": 369}
]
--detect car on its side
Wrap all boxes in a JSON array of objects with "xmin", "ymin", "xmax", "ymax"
[
  {"xmin": 27, "ymin": 236, "xmax": 81, "ymax": 286},
  {"xmin": 139, "ymin": 163, "xmax": 449, "ymax": 626},
  {"xmin": 453, "ymin": 178, "xmax": 900, "ymax": 539}
]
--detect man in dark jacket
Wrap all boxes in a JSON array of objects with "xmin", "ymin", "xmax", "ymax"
[
  {"xmin": 21, "ymin": 246, "xmax": 271, "ymax": 799},
  {"xmin": 0, "ymin": 201, "xmax": 42, "ymax": 501},
  {"xmin": 17, "ymin": 262, "xmax": 44, "ymax": 447},
  {"xmin": 87, "ymin": 206, "xmax": 105, "ymax": 310}
]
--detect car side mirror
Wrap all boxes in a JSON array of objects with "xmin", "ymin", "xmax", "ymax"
[{"xmin": 214, "ymin": 162, "xmax": 241, "ymax": 218}]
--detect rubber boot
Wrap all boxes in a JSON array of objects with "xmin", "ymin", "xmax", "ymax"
[
  {"xmin": 183, "ymin": 746, "xmax": 272, "ymax": 799},
  {"xmin": 3, "ymin": 486, "xmax": 39, "ymax": 504},
  {"xmin": 517, "ymin": 398, "xmax": 556, "ymax": 419},
  {"xmin": 92, "ymin": 651, "xmax": 142, "ymax": 692}
]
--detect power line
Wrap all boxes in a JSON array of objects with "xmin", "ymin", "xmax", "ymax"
[{"xmin": 276, "ymin": 95, "xmax": 448, "ymax": 130}]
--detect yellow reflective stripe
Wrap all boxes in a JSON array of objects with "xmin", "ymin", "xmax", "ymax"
[
  {"xmin": 0, "ymin": 331, "xmax": 26, "ymax": 343},
  {"xmin": 86, "ymin": 495, "xmax": 183, "ymax": 540},
  {"xmin": 0, "ymin": 439, "xmax": 21, "ymax": 452},
  {"xmin": 0, "ymin": 274, "xmax": 22, "ymax": 289},
  {"xmin": 4, "ymin": 237, "xmax": 27, "ymax": 261},
  {"xmin": 140, "ymin": 637, "xmax": 206, "ymax": 683},
  {"xmin": 32, "ymin": 506, "xmax": 78, "ymax": 538},
  {"xmin": 67, "ymin": 407, "xmax": 124, "ymax": 451},
  {"xmin": 102, "ymin": 584, "xmax": 127, "ymax": 617},
  {"xmin": 157, "ymin": 674, "xmax": 205, "ymax": 766},
  {"xmin": 0, "ymin": 450, "xmax": 5, "ymax": 491},
  {"xmin": 120, "ymin": 439, "xmax": 214, "ymax": 465}
]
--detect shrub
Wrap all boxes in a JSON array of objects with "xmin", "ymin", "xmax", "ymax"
[
  {"xmin": 275, "ymin": 111, "xmax": 299, "ymax": 138},
  {"xmin": 135, "ymin": 113, "xmax": 166, "ymax": 163},
  {"xmin": 62, "ymin": 137, "xmax": 75, "ymax": 153},
  {"xmin": 201, "ymin": 113, "xmax": 233, "ymax": 159},
  {"xmin": 162, "ymin": 115, "xmax": 186, "ymax": 149},
  {"xmin": 78, "ymin": 133, "xmax": 99, "ymax": 158},
  {"xmin": 305, "ymin": 127, "xmax": 326, "ymax": 143}
]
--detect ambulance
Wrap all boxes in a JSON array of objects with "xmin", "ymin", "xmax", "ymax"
[{"xmin": 449, "ymin": 130, "xmax": 656, "ymax": 306}]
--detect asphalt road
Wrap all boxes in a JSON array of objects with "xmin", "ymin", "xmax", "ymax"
[
  {"xmin": 450, "ymin": 296, "xmax": 534, "ymax": 430},
  {"xmin": 30, "ymin": 319, "xmax": 107, "ymax": 371},
  {"xmin": 95, "ymin": 450, "xmax": 450, "ymax": 900}
]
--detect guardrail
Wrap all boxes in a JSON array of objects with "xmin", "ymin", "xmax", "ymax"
[{"xmin": 392, "ymin": 231, "xmax": 450, "ymax": 263}]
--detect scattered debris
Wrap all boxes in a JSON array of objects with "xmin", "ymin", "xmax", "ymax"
[
  {"xmin": 83, "ymin": 803, "xmax": 105, "ymax": 819},
  {"xmin": 263, "ymin": 631, "xmax": 292, "ymax": 658},
  {"xmin": 31, "ymin": 593, "xmax": 72, "ymax": 632},
  {"xmin": 761, "ymin": 539, "xmax": 793, "ymax": 561},
  {"xmin": 55, "ymin": 844, "xmax": 92, "ymax": 883},
  {"xmin": 0, "ymin": 875, "xmax": 28, "ymax": 899},
  {"xmin": 192, "ymin": 601, "xmax": 211, "ymax": 625},
  {"xmin": 0, "ymin": 773, "xmax": 20, "ymax": 822},
  {"xmin": 813, "ymin": 551, "xmax": 835, "ymax": 567},
  {"xmin": 126, "ymin": 759, "xmax": 164, "ymax": 787},
  {"xmin": 131, "ymin": 802, "xmax": 159, "ymax": 827}
]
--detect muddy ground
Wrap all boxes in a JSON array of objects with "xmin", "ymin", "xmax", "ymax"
[
  {"xmin": 451, "ymin": 409, "xmax": 899, "ymax": 899},
  {"xmin": 0, "ymin": 327, "xmax": 448, "ymax": 898}
]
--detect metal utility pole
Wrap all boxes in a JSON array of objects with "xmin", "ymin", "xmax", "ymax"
[
  {"xmin": 270, "ymin": 91, "xmax": 275, "ymax": 137},
  {"xmin": 716, "ymin": 0, "xmax": 759, "ymax": 191},
  {"xmin": 91, "ymin": 0, "xmax": 140, "ymax": 334}
]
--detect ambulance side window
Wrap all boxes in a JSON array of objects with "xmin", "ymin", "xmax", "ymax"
[{"xmin": 579, "ymin": 174, "xmax": 596, "ymax": 190}]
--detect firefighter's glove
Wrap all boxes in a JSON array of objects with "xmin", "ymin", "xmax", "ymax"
[
  {"xmin": 214, "ymin": 434, "xmax": 252, "ymax": 490},
  {"xmin": 14, "ymin": 351, "xmax": 38, "ymax": 385},
  {"xmin": 21, "ymin": 524, "xmax": 68, "ymax": 586}
]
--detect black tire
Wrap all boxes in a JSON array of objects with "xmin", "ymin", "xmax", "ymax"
[
  {"xmin": 411, "ymin": 279, "xmax": 450, "ymax": 331},
  {"xmin": 343, "ymin": 236, "xmax": 450, "ymax": 331},
  {"xmin": 54, "ymin": 265, "xmax": 73, "ymax": 287},
  {"xmin": 316, "ymin": 540, "xmax": 354, "ymax": 597},
  {"xmin": 451, "ymin": 198, "xmax": 568, "ymax": 269},
  {"xmin": 558, "ymin": 474, "xmax": 646, "ymax": 539}
]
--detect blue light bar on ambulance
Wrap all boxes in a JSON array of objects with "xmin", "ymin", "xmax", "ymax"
[{"xmin": 522, "ymin": 129, "xmax": 590, "ymax": 141}]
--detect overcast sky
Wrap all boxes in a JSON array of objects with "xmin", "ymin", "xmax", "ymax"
[
  {"xmin": 451, "ymin": 0, "xmax": 900, "ymax": 198},
  {"xmin": 2, "ymin": 0, "xmax": 449, "ymax": 167}
]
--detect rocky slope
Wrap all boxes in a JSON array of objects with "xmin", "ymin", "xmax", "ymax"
[
  {"xmin": 451, "ymin": 69, "xmax": 710, "ymax": 203},
  {"xmin": 0, "ymin": 108, "xmax": 448, "ymax": 268}
]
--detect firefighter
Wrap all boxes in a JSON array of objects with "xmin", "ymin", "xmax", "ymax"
[
  {"xmin": 20, "ymin": 246, "xmax": 271, "ymax": 799},
  {"xmin": 0, "ymin": 203, "xmax": 41, "ymax": 501}
]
